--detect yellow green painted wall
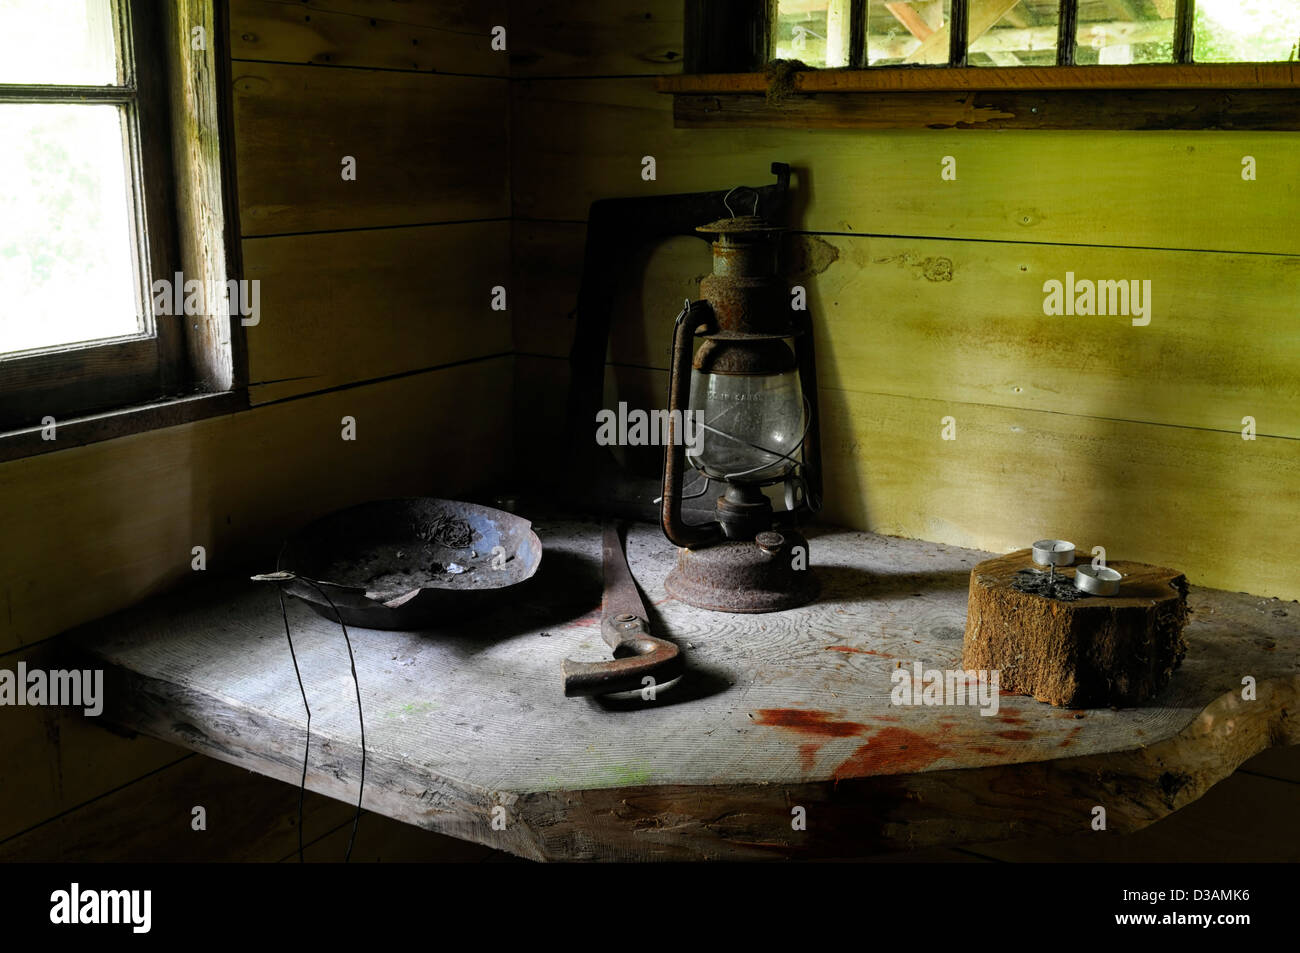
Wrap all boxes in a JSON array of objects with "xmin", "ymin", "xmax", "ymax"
[{"xmin": 509, "ymin": 2, "xmax": 1300, "ymax": 601}]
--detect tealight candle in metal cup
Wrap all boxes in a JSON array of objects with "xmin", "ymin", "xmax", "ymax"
[
  {"xmin": 1074, "ymin": 564, "xmax": 1122, "ymax": 596},
  {"xmin": 1031, "ymin": 539, "xmax": 1076, "ymax": 570}
]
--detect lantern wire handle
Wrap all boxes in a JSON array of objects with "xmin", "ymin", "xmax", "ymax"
[{"xmin": 722, "ymin": 185, "xmax": 760, "ymax": 219}]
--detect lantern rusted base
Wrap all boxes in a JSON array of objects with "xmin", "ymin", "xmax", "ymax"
[{"xmin": 665, "ymin": 531, "xmax": 816, "ymax": 613}]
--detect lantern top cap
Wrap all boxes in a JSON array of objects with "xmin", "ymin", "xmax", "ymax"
[{"xmin": 695, "ymin": 214, "xmax": 783, "ymax": 236}]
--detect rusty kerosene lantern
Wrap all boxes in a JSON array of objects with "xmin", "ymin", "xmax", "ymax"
[{"xmin": 660, "ymin": 189, "xmax": 821, "ymax": 613}]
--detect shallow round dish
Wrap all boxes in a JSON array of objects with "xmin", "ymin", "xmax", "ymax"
[{"xmin": 277, "ymin": 498, "xmax": 542, "ymax": 630}]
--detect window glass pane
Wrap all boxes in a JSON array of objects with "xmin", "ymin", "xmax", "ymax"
[
  {"xmin": 1077, "ymin": 0, "xmax": 1176, "ymax": 65},
  {"xmin": 1194, "ymin": 0, "xmax": 1300, "ymax": 63},
  {"xmin": 775, "ymin": 0, "xmax": 852, "ymax": 68},
  {"xmin": 868, "ymin": 1, "xmax": 953, "ymax": 65},
  {"xmin": 0, "ymin": 105, "xmax": 142, "ymax": 356},
  {"xmin": 0, "ymin": 0, "xmax": 119, "ymax": 85},
  {"xmin": 969, "ymin": 0, "xmax": 1060, "ymax": 66}
]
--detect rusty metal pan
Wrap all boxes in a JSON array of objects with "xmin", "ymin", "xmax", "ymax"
[{"xmin": 277, "ymin": 498, "xmax": 542, "ymax": 630}]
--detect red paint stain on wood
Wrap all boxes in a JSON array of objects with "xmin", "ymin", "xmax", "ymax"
[
  {"xmin": 833, "ymin": 726, "xmax": 951, "ymax": 779},
  {"xmin": 754, "ymin": 709, "xmax": 867, "ymax": 738},
  {"xmin": 996, "ymin": 729, "xmax": 1033, "ymax": 741},
  {"xmin": 1058, "ymin": 725, "xmax": 1084, "ymax": 747},
  {"xmin": 825, "ymin": 645, "xmax": 890, "ymax": 657},
  {"xmin": 798, "ymin": 743, "xmax": 820, "ymax": 771}
]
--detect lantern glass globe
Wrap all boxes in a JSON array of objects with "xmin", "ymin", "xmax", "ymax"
[{"xmin": 686, "ymin": 365, "xmax": 805, "ymax": 486}]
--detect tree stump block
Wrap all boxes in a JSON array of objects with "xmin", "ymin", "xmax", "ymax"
[{"xmin": 962, "ymin": 549, "xmax": 1190, "ymax": 708}]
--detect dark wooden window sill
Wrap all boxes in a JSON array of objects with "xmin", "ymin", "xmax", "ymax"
[
  {"xmin": 0, "ymin": 388, "xmax": 249, "ymax": 463},
  {"xmin": 659, "ymin": 64, "xmax": 1300, "ymax": 130}
]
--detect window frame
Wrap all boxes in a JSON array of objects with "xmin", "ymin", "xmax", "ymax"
[
  {"xmin": 690, "ymin": 0, "xmax": 1286, "ymax": 71},
  {"xmin": 672, "ymin": 1, "xmax": 1300, "ymax": 129},
  {"xmin": 0, "ymin": 0, "xmax": 185, "ymax": 431},
  {"xmin": 0, "ymin": 0, "xmax": 247, "ymax": 459}
]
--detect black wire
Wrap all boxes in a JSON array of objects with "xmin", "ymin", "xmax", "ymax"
[
  {"xmin": 292, "ymin": 576, "xmax": 367, "ymax": 864},
  {"xmin": 275, "ymin": 583, "xmax": 311, "ymax": 863}
]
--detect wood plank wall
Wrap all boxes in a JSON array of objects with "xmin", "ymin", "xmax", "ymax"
[
  {"xmin": 506, "ymin": 0, "xmax": 1300, "ymax": 862},
  {"xmin": 0, "ymin": 0, "xmax": 512, "ymax": 860},
  {"xmin": 509, "ymin": 2, "xmax": 1300, "ymax": 601}
]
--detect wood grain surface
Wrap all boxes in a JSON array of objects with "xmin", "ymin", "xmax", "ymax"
[
  {"xmin": 509, "ymin": 0, "xmax": 684, "ymax": 76},
  {"xmin": 233, "ymin": 63, "xmax": 507, "ymax": 235},
  {"xmin": 73, "ymin": 520, "xmax": 1299, "ymax": 860},
  {"xmin": 231, "ymin": 0, "xmax": 506, "ymax": 75},
  {"xmin": 671, "ymin": 88, "xmax": 1300, "ymax": 131},
  {"xmin": 243, "ymin": 221, "xmax": 511, "ymax": 403},
  {"xmin": 513, "ymin": 224, "xmax": 1300, "ymax": 438},
  {"xmin": 511, "ymin": 77, "xmax": 1300, "ymax": 255},
  {"xmin": 658, "ymin": 63, "xmax": 1300, "ymax": 93}
]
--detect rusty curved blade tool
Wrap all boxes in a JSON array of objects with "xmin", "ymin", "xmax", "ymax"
[{"xmin": 562, "ymin": 522, "xmax": 684, "ymax": 698}]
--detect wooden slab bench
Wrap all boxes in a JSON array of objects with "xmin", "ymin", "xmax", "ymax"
[{"xmin": 71, "ymin": 519, "xmax": 1299, "ymax": 861}]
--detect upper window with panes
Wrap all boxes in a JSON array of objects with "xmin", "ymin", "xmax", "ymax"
[{"xmin": 773, "ymin": 1, "xmax": 1298, "ymax": 69}]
